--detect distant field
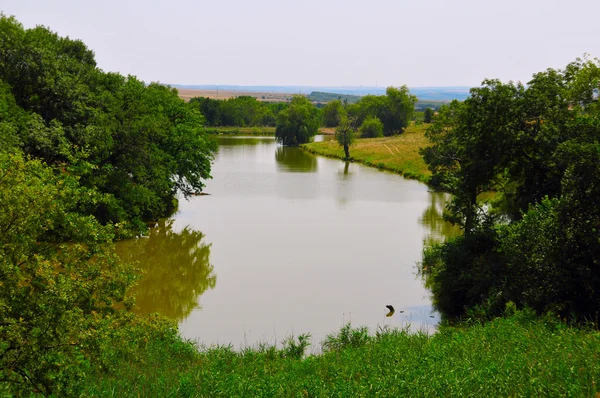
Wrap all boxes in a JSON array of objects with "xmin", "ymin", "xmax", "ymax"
[{"xmin": 176, "ymin": 88, "xmax": 296, "ymax": 102}]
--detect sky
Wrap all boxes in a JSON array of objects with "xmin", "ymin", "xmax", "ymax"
[{"xmin": 1, "ymin": 0, "xmax": 599, "ymax": 88}]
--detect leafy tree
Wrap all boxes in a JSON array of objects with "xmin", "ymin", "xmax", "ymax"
[
  {"xmin": 335, "ymin": 116, "xmax": 357, "ymax": 159},
  {"xmin": 420, "ymin": 57, "xmax": 600, "ymax": 321},
  {"xmin": 275, "ymin": 96, "xmax": 320, "ymax": 146},
  {"xmin": 0, "ymin": 15, "xmax": 217, "ymax": 233},
  {"xmin": 421, "ymin": 80, "xmax": 521, "ymax": 233},
  {"xmin": 0, "ymin": 153, "xmax": 136, "ymax": 395},
  {"xmin": 382, "ymin": 86, "xmax": 417, "ymax": 135},
  {"xmin": 188, "ymin": 97, "xmax": 221, "ymax": 126},
  {"xmin": 424, "ymin": 107, "xmax": 434, "ymax": 123},
  {"xmin": 322, "ymin": 99, "xmax": 345, "ymax": 127},
  {"xmin": 347, "ymin": 86, "xmax": 416, "ymax": 136},
  {"xmin": 358, "ymin": 116, "xmax": 383, "ymax": 138}
]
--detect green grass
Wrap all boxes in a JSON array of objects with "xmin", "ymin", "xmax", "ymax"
[
  {"xmin": 302, "ymin": 124, "xmax": 432, "ymax": 183},
  {"xmin": 82, "ymin": 311, "xmax": 600, "ymax": 397}
]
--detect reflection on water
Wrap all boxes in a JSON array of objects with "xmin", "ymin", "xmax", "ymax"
[
  {"xmin": 216, "ymin": 136, "xmax": 276, "ymax": 147},
  {"xmin": 115, "ymin": 219, "xmax": 216, "ymax": 321},
  {"xmin": 420, "ymin": 192, "xmax": 462, "ymax": 245},
  {"xmin": 125, "ymin": 136, "xmax": 460, "ymax": 348},
  {"xmin": 275, "ymin": 146, "xmax": 318, "ymax": 173}
]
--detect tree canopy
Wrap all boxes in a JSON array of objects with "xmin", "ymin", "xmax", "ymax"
[
  {"xmin": 335, "ymin": 116, "xmax": 357, "ymax": 159},
  {"xmin": 0, "ymin": 14, "xmax": 217, "ymax": 235},
  {"xmin": 420, "ymin": 56, "xmax": 600, "ymax": 321},
  {"xmin": 358, "ymin": 116, "xmax": 384, "ymax": 138},
  {"xmin": 347, "ymin": 86, "xmax": 417, "ymax": 136},
  {"xmin": 188, "ymin": 95, "xmax": 285, "ymax": 127},
  {"xmin": 322, "ymin": 99, "xmax": 345, "ymax": 127},
  {"xmin": 0, "ymin": 15, "xmax": 216, "ymax": 394},
  {"xmin": 275, "ymin": 96, "xmax": 321, "ymax": 146}
]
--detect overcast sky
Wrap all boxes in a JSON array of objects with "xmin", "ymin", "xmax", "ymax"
[{"xmin": 1, "ymin": 0, "xmax": 598, "ymax": 87}]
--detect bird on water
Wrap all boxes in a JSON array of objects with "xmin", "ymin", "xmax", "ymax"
[{"xmin": 385, "ymin": 305, "xmax": 395, "ymax": 317}]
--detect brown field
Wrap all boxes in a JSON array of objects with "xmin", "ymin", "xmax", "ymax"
[{"xmin": 176, "ymin": 88, "xmax": 298, "ymax": 102}]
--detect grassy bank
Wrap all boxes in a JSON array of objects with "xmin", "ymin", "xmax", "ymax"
[
  {"xmin": 302, "ymin": 124, "xmax": 431, "ymax": 183},
  {"xmin": 82, "ymin": 312, "xmax": 600, "ymax": 397}
]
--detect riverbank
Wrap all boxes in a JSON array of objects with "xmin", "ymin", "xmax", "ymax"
[
  {"xmin": 302, "ymin": 124, "xmax": 431, "ymax": 183},
  {"xmin": 83, "ymin": 311, "xmax": 600, "ymax": 396},
  {"xmin": 205, "ymin": 126, "xmax": 336, "ymax": 135}
]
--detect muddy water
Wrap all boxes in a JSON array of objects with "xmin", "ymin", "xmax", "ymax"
[{"xmin": 117, "ymin": 136, "xmax": 458, "ymax": 350}]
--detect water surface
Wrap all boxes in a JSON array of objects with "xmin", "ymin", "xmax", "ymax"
[{"xmin": 118, "ymin": 136, "xmax": 457, "ymax": 350}]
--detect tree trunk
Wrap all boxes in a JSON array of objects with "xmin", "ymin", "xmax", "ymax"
[{"xmin": 344, "ymin": 144, "xmax": 350, "ymax": 159}]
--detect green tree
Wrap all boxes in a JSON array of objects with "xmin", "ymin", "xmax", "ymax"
[
  {"xmin": 421, "ymin": 80, "xmax": 521, "ymax": 233},
  {"xmin": 424, "ymin": 107, "xmax": 434, "ymax": 123},
  {"xmin": 275, "ymin": 96, "xmax": 320, "ymax": 146},
  {"xmin": 335, "ymin": 116, "xmax": 357, "ymax": 159},
  {"xmin": 322, "ymin": 99, "xmax": 345, "ymax": 127},
  {"xmin": 0, "ymin": 153, "xmax": 136, "ymax": 395},
  {"xmin": 358, "ymin": 116, "xmax": 383, "ymax": 138},
  {"xmin": 382, "ymin": 86, "xmax": 417, "ymax": 135},
  {"xmin": 348, "ymin": 86, "xmax": 417, "ymax": 136},
  {"xmin": 0, "ymin": 15, "xmax": 218, "ymax": 234},
  {"xmin": 420, "ymin": 57, "xmax": 600, "ymax": 321}
]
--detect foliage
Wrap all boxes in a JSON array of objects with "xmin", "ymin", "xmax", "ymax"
[
  {"xmin": 0, "ymin": 15, "xmax": 217, "ymax": 234},
  {"xmin": 281, "ymin": 334, "xmax": 311, "ymax": 360},
  {"xmin": 358, "ymin": 115, "xmax": 384, "ymax": 138},
  {"xmin": 275, "ymin": 96, "xmax": 321, "ymax": 146},
  {"xmin": 322, "ymin": 99, "xmax": 345, "ymax": 127},
  {"xmin": 420, "ymin": 56, "xmax": 600, "ymax": 321},
  {"xmin": 347, "ymin": 86, "xmax": 417, "ymax": 136},
  {"xmin": 421, "ymin": 80, "xmax": 521, "ymax": 232},
  {"xmin": 424, "ymin": 107, "xmax": 434, "ymax": 123},
  {"xmin": 415, "ymin": 100, "xmax": 447, "ymax": 111},
  {"xmin": 334, "ymin": 116, "xmax": 357, "ymax": 159},
  {"xmin": 322, "ymin": 323, "xmax": 370, "ymax": 352},
  {"xmin": 188, "ymin": 95, "xmax": 285, "ymax": 127},
  {"xmin": 82, "ymin": 313, "xmax": 600, "ymax": 397},
  {"xmin": 307, "ymin": 91, "xmax": 361, "ymax": 104},
  {"xmin": 0, "ymin": 153, "xmax": 137, "ymax": 396}
]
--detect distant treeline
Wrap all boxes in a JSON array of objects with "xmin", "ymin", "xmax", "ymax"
[
  {"xmin": 415, "ymin": 100, "xmax": 446, "ymax": 111},
  {"xmin": 188, "ymin": 96, "xmax": 289, "ymax": 127},
  {"xmin": 307, "ymin": 91, "xmax": 362, "ymax": 104}
]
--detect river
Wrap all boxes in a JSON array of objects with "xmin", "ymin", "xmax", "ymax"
[{"xmin": 116, "ymin": 135, "xmax": 457, "ymax": 352}]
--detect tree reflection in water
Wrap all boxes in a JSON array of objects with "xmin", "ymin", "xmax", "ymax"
[
  {"xmin": 275, "ymin": 146, "xmax": 318, "ymax": 172},
  {"xmin": 420, "ymin": 192, "xmax": 462, "ymax": 246},
  {"xmin": 115, "ymin": 219, "xmax": 216, "ymax": 321}
]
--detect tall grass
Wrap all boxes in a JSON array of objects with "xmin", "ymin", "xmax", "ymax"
[
  {"xmin": 302, "ymin": 124, "xmax": 431, "ymax": 183},
  {"xmin": 82, "ymin": 311, "xmax": 600, "ymax": 397}
]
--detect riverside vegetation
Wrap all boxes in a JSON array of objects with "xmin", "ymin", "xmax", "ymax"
[{"xmin": 1, "ymin": 13, "xmax": 600, "ymax": 396}]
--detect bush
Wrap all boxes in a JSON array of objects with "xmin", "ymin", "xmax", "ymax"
[{"xmin": 359, "ymin": 116, "xmax": 384, "ymax": 138}]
